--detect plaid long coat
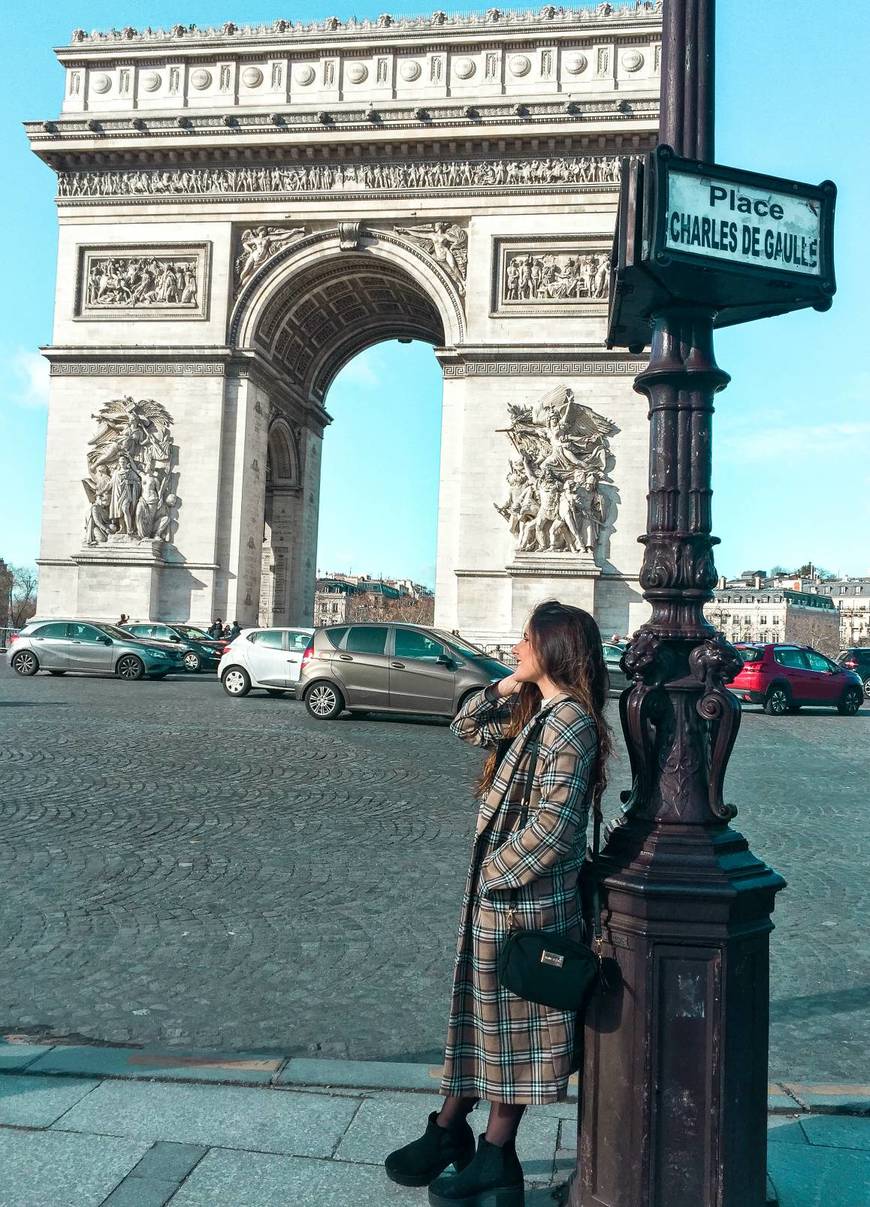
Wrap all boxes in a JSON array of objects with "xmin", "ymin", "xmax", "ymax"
[{"xmin": 439, "ymin": 686, "xmax": 598, "ymax": 1104}]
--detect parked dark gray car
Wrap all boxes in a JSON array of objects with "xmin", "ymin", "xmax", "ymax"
[
  {"xmin": 602, "ymin": 641, "xmax": 629, "ymax": 693},
  {"xmin": 298, "ymin": 623, "xmax": 513, "ymax": 720},
  {"xmin": 6, "ymin": 619, "xmax": 185, "ymax": 680}
]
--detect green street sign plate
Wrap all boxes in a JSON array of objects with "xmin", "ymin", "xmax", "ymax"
[{"xmin": 606, "ymin": 145, "xmax": 837, "ymax": 350}]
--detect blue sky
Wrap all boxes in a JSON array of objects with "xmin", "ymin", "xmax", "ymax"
[{"xmin": 1, "ymin": 0, "xmax": 866, "ymax": 588}]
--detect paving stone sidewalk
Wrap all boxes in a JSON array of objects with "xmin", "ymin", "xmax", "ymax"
[{"xmin": 1, "ymin": 1045, "xmax": 868, "ymax": 1207}]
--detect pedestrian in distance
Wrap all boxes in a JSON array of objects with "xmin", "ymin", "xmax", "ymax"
[
  {"xmin": 385, "ymin": 599, "xmax": 612, "ymax": 1207},
  {"xmin": 221, "ymin": 622, "xmax": 232, "ymax": 640},
  {"xmin": 118, "ymin": 613, "xmax": 129, "ymax": 626},
  {"xmin": 228, "ymin": 620, "xmax": 241, "ymax": 640},
  {"xmin": 208, "ymin": 617, "xmax": 223, "ymax": 640}
]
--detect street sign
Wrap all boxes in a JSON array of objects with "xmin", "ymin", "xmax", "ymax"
[{"xmin": 606, "ymin": 144, "xmax": 837, "ymax": 350}]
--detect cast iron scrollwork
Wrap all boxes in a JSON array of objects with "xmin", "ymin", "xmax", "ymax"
[
  {"xmin": 688, "ymin": 636, "xmax": 743, "ymax": 821},
  {"xmin": 616, "ymin": 631, "xmax": 667, "ymax": 819}
]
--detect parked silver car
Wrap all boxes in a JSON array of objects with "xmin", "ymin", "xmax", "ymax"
[
  {"xmin": 6, "ymin": 619, "xmax": 186, "ymax": 680},
  {"xmin": 297, "ymin": 623, "xmax": 513, "ymax": 720}
]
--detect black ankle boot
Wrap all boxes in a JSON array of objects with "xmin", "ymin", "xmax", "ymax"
[
  {"xmin": 385, "ymin": 1110, "xmax": 476, "ymax": 1188},
  {"xmin": 427, "ymin": 1134, "xmax": 525, "ymax": 1206}
]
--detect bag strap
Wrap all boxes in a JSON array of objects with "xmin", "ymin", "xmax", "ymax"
[{"xmin": 507, "ymin": 708, "xmax": 603, "ymax": 952}]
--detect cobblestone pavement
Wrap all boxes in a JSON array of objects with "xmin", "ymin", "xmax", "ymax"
[{"xmin": 0, "ymin": 664, "xmax": 867, "ymax": 1081}]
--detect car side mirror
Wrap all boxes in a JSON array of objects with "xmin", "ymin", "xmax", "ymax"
[
  {"xmin": 437, "ymin": 654, "xmax": 455, "ymax": 668},
  {"xmin": 102, "ymin": 637, "xmax": 112, "ymax": 645},
  {"xmin": 170, "ymin": 635, "xmax": 180, "ymax": 642}
]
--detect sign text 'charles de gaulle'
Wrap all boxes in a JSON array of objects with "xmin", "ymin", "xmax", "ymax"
[{"xmin": 606, "ymin": 145, "xmax": 836, "ymax": 349}]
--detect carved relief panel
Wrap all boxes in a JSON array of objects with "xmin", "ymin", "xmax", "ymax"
[
  {"xmin": 75, "ymin": 244, "xmax": 211, "ymax": 320},
  {"xmin": 492, "ymin": 238, "xmax": 611, "ymax": 315}
]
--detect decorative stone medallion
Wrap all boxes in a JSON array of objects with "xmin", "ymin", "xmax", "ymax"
[
  {"xmin": 189, "ymin": 68, "xmax": 212, "ymax": 90},
  {"xmin": 564, "ymin": 53, "xmax": 588, "ymax": 74},
  {"xmin": 454, "ymin": 57, "xmax": 476, "ymax": 79},
  {"xmin": 295, "ymin": 64, "xmax": 315, "ymax": 85},
  {"xmin": 141, "ymin": 71, "xmax": 161, "ymax": 92},
  {"xmin": 91, "ymin": 73, "xmax": 112, "ymax": 93},
  {"xmin": 399, "ymin": 59, "xmax": 422, "ymax": 82},
  {"xmin": 240, "ymin": 65, "xmax": 264, "ymax": 87},
  {"xmin": 509, "ymin": 54, "xmax": 531, "ymax": 76},
  {"xmin": 346, "ymin": 62, "xmax": 368, "ymax": 83},
  {"xmin": 622, "ymin": 49, "xmax": 644, "ymax": 71}
]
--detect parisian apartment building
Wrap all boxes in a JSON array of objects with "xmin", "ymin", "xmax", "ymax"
[
  {"xmin": 708, "ymin": 571, "xmax": 870, "ymax": 653},
  {"xmin": 313, "ymin": 573, "xmax": 435, "ymax": 628}
]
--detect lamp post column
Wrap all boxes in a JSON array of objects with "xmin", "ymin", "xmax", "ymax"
[{"xmin": 570, "ymin": 3, "xmax": 785, "ymax": 1205}]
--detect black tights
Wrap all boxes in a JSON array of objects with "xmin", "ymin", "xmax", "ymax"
[{"xmin": 436, "ymin": 1095, "xmax": 527, "ymax": 1147}]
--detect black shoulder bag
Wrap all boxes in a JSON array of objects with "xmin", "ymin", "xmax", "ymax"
[{"xmin": 495, "ymin": 713, "xmax": 604, "ymax": 1012}]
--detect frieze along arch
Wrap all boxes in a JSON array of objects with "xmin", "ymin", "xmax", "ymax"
[{"xmin": 29, "ymin": 5, "xmax": 661, "ymax": 644}]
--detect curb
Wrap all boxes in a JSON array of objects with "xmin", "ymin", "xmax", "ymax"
[{"xmin": 2, "ymin": 1039, "xmax": 869, "ymax": 1116}]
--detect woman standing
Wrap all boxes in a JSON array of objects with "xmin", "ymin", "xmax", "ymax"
[{"xmin": 385, "ymin": 600, "xmax": 612, "ymax": 1206}]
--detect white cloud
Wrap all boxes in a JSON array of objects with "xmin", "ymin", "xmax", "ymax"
[{"xmin": 9, "ymin": 349, "xmax": 50, "ymax": 408}]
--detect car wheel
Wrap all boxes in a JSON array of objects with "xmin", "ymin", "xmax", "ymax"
[
  {"xmin": 182, "ymin": 651, "xmax": 201, "ymax": 673},
  {"xmin": 11, "ymin": 650, "xmax": 39, "ymax": 676},
  {"xmin": 454, "ymin": 689, "xmax": 480, "ymax": 716},
  {"xmin": 48, "ymin": 670, "xmax": 67, "ymax": 677},
  {"xmin": 304, "ymin": 682, "xmax": 345, "ymax": 719},
  {"xmin": 116, "ymin": 654, "xmax": 145, "ymax": 681},
  {"xmin": 837, "ymin": 686, "xmax": 863, "ymax": 716},
  {"xmin": 221, "ymin": 667, "xmax": 251, "ymax": 698},
  {"xmin": 863, "ymin": 677, "xmax": 870, "ymax": 700},
  {"xmin": 763, "ymin": 685, "xmax": 790, "ymax": 716}
]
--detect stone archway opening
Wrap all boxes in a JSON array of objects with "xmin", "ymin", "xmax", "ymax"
[
  {"xmin": 243, "ymin": 245, "xmax": 448, "ymax": 627},
  {"xmin": 250, "ymin": 250, "xmax": 447, "ymax": 405}
]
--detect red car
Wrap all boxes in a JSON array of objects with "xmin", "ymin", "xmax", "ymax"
[{"xmin": 727, "ymin": 644, "xmax": 864, "ymax": 716}]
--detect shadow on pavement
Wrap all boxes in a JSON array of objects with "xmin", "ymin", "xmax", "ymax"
[{"xmin": 771, "ymin": 983, "xmax": 870, "ymax": 1022}]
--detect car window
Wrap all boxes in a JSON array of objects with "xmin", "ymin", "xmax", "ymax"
[
  {"xmin": 325, "ymin": 626, "xmax": 348, "ymax": 649},
  {"xmin": 394, "ymin": 629, "xmax": 445, "ymax": 660},
  {"xmin": 433, "ymin": 630, "xmax": 483, "ymax": 656},
  {"xmin": 804, "ymin": 650, "xmax": 835, "ymax": 673},
  {"xmin": 127, "ymin": 624, "xmax": 150, "ymax": 636},
  {"xmin": 98, "ymin": 623, "xmax": 139, "ymax": 640},
  {"xmin": 252, "ymin": 630, "xmax": 284, "ymax": 649},
  {"xmin": 69, "ymin": 622, "xmax": 103, "ymax": 643},
  {"xmin": 152, "ymin": 625, "xmax": 172, "ymax": 640},
  {"xmin": 773, "ymin": 648, "xmax": 807, "ymax": 669},
  {"xmin": 602, "ymin": 644, "xmax": 623, "ymax": 661},
  {"xmin": 287, "ymin": 631, "xmax": 312, "ymax": 652},
  {"xmin": 736, "ymin": 647, "xmax": 763, "ymax": 663},
  {"xmin": 174, "ymin": 626, "xmax": 210, "ymax": 640},
  {"xmin": 32, "ymin": 622, "xmax": 68, "ymax": 639},
  {"xmin": 345, "ymin": 626, "xmax": 388, "ymax": 655}
]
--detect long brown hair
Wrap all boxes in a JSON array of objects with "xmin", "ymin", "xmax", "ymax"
[{"xmin": 476, "ymin": 600, "xmax": 613, "ymax": 800}]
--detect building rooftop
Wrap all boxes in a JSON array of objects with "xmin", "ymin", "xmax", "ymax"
[{"xmin": 64, "ymin": 3, "xmax": 663, "ymax": 48}]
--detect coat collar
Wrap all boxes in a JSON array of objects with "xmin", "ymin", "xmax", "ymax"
[{"xmin": 474, "ymin": 693, "xmax": 572, "ymax": 837}]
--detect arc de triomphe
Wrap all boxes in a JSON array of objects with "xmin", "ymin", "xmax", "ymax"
[{"xmin": 27, "ymin": 4, "xmax": 661, "ymax": 645}]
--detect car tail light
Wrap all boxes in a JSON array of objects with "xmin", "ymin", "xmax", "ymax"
[
  {"xmin": 844, "ymin": 659, "xmax": 858, "ymax": 668},
  {"xmin": 220, "ymin": 644, "xmax": 233, "ymax": 656},
  {"xmin": 7, "ymin": 632, "xmax": 19, "ymax": 645},
  {"xmin": 300, "ymin": 643, "xmax": 314, "ymax": 671}
]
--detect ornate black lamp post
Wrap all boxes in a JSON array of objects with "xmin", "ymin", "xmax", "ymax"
[{"xmin": 569, "ymin": 2, "xmax": 787, "ymax": 1204}]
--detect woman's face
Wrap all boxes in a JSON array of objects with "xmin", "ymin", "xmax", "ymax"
[{"xmin": 511, "ymin": 629, "xmax": 545, "ymax": 683}]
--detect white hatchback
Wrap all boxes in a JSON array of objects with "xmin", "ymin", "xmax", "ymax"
[{"xmin": 218, "ymin": 627, "xmax": 315, "ymax": 698}]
